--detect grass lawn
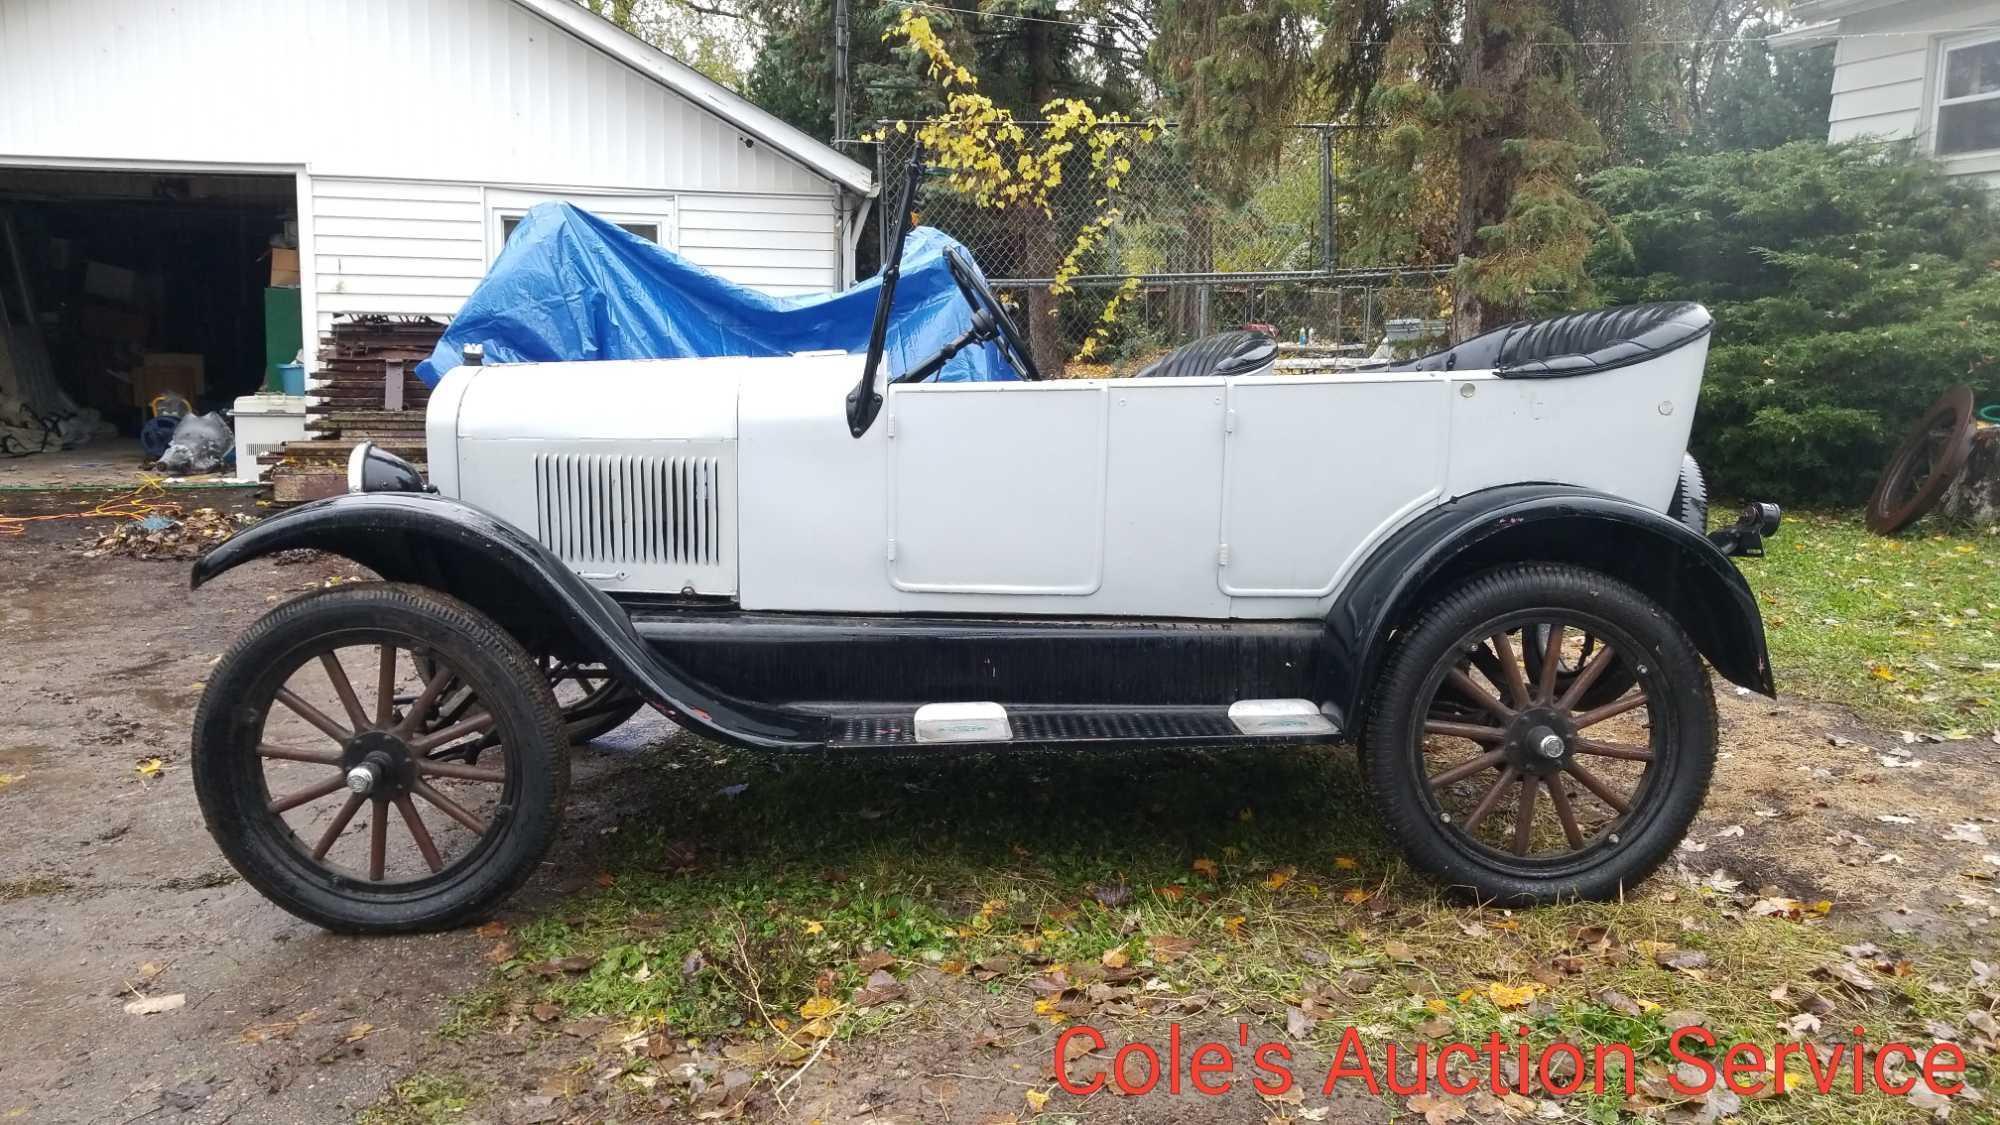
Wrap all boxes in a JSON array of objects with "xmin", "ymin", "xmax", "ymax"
[
  {"xmin": 431, "ymin": 739, "xmax": 1995, "ymax": 1123},
  {"xmin": 398, "ymin": 508, "xmax": 2000, "ymax": 1123},
  {"xmin": 1737, "ymin": 511, "xmax": 2000, "ymax": 734}
]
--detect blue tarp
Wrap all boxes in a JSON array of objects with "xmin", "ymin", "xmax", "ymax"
[{"xmin": 414, "ymin": 202, "xmax": 1011, "ymax": 386}]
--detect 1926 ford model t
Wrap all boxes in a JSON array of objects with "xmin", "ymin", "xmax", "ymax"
[{"xmin": 189, "ymin": 164, "xmax": 1780, "ymax": 932}]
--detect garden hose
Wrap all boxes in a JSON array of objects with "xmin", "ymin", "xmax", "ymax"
[{"xmin": 1980, "ymin": 404, "xmax": 2000, "ymax": 425}]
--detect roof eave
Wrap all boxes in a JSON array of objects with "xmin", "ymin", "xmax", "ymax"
[{"xmin": 512, "ymin": 0, "xmax": 875, "ymax": 197}]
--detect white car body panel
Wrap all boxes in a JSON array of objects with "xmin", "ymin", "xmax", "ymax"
[{"xmin": 437, "ymin": 337, "xmax": 1706, "ymax": 618}]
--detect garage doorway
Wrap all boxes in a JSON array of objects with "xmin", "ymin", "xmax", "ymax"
[{"xmin": 0, "ymin": 166, "xmax": 298, "ymax": 466}]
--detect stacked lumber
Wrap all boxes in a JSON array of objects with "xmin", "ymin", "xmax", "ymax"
[{"xmin": 269, "ymin": 316, "xmax": 445, "ymax": 504}]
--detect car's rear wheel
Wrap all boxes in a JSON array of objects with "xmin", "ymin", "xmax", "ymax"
[
  {"xmin": 192, "ymin": 583, "xmax": 567, "ymax": 933},
  {"xmin": 539, "ymin": 655, "xmax": 645, "ymax": 743},
  {"xmin": 1363, "ymin": 564, "xmax": 1715, "ymax": 904}
]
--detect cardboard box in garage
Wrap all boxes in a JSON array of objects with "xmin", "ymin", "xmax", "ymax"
[
  {"xmin": 133, "ymin": 352, "xmax": 205, "ymax": 410},
  {"xmin": 268, "ymin": 247, "xmax": 299, "ymax": 287}
]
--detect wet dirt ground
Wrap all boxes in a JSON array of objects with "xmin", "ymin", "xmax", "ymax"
[{"xmin": 1, "ymin": 507, "xmax": 1996, "ymax": 1124}]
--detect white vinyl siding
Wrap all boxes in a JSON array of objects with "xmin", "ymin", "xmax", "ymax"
[
  {"xmin": 1816, "ymin": 0, "xmax": 2000, "ymax": 187},
  {"xmin": 0, "ymin": 0, "xmax": 860, "ymax": 336},
  {"xmin": 0, "ymin": 0, "xmax": 836, "ymax": 195},
  {"xmin": 310, "ymin": 179, "xmax": 487, "ymax": 325},
  {"xmin": 679, "ymin": 195, "xmax": 840, "ymax": 297}
]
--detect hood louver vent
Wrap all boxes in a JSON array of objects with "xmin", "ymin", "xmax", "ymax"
[{"xmin": 533, "ymin": 452, "xmax": 724, "ymax": 569}]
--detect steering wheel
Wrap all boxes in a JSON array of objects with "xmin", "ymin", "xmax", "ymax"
[{"xmin": 944, "ymin": 245, "xmax": 1043, "ymax": 382}]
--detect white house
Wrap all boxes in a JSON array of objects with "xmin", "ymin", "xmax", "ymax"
[
  {"xmin": 0, "ymin": 0, "xmax": 872, "ymax": 419},
  {"xmin": 1776, "ymin": 0, "xmax": 2000, "ymax": 187}
]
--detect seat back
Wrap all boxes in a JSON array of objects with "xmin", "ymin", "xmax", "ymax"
[
  {"xmin": 1134, "ymin": 330, "xmax": 1277, "ymax": 379},
  {"xmin": 1390, "ymin": 302, "xmax": 1712, "ymax": 378}
]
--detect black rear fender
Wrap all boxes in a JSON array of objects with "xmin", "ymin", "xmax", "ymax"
[
  {"xmin": 190, "ymin": 492, "xmax": 815, "ymax": 749},
  {"xmin": 1326, "ymin": 485, "xmax": 1773, "ymax": 733}
]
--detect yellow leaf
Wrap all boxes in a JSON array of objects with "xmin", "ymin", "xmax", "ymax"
[
  {"xmin": 1456, "ymin": 988, "xmax": 1477, "ymax": 1003},
  {"xmin": 1425, "ymin": 998, "xmax": 1451, "ymax": 1015},
  {"xmin": 1100, "ymin": 946, "xmax": 1129, "ymax": 969},
  {"xmin": 1341, "ymin": 888, "xmax": 1370, "ymax": 905},
  {"xmin": 1870, "ymin": 664, "xmax": 1897, "ymax": 681},
  {"xmin": 1191, "ymin": 857, "xmax": 1219, "ymax": 879},
  {"xmin": 802, "ymin": 920, "xmax": 824, "ymax": 935},
  {"xmin": 1025, "ymin": 1087, "xmax": 1051, "ymax": 1112},
  {"xmin": 1223, "ymin": 915, "xmax": 1246, "ymax": 937},
  {"xmin": 1032, "ymin": 998, "xmax": 1067, "ymax": 1025},
  {"xmin": 1487, "ymin": 981, "xmax": 1540, "ymax": 1009},
  {"xmin": 798, "ymin": 996, "xmax": 839, "ymax": 1020},
  {"xmin": 894, "ymin": 120, "xmax": 908, "ymax": 134},
  {"xmin": 1262, "ymin": 866, "xmax": 1295, "ymax": 891},
  {"xmin": 134, "ymin": 758, "xmax": 164, "ymax": 780},
  {"xmin": 1333, "ymin": 856, "xmax": 1359, "ymax": 870}
]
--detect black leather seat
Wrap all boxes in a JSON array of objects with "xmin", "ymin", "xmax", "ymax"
[
  {"xmin": 1134, "ymin": 330, "xmax": 1278, "ymax": 379},
  {"xmin": 1388, "ymin": 302, "xmax": 1712, "ymax": 378}
]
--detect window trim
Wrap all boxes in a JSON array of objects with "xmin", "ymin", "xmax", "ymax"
[
  {"xmin": 482, "ymin": 188, "xmax": 677, "ymax": 263},
  {"xmin": 1934, "ymin": 30, "xmax": 2000, "ymax": 158}
]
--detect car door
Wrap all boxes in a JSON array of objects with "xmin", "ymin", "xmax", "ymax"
[
  {"xmin": 886, "ymin": 381, "xmax": 1109, "ymax": 595},
  {"xmin": 1217, "ymin": 372, "xmax": 1452, "ymax": 602}
]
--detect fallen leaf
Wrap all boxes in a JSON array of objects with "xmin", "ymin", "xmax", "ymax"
[
  {"xmin": 1341, "ymin": 888, "xmax": 1370, "ymax": 905},
  {"xmin": 134, "ymin": 758, "xmax": 164, "ymax": 780},
  {"xmin": 1262, "ymin": 867, "xmax": 1295, "ymax": 891},
  {"xmin": 123, "ymin": 993, "xmax": 185, "ymax": 1015},
  {"xmin": 1286, "ymin": 1005, "xmax": 1316, "ymax": 1040},
  {"xmin": 1148, "ymin": 935, "xmax": 1196, "ymax": 963},
  {"xmin": 1407, "ymin": 1092, "xmax": 1468, "ymax": 1124},
  {"xmin": 1191, "ymin": 857, "xmax": 1219, "ymax": 879},
  {"xmin": 1487, "ymin": 982, "xmax": 1540, "ymax": 1009},
  {"xmin": 852, "ymin": 969, "xmax": 905, "ymax": 1008},
  {"xmin": 530, "ymin": 1002, "xmax": 561, "ymax": 1023},
  {"xmin": 1099, "ymin": 947, "xmax": 1129, "ymax": 969},
  {"xmin": 798, "ymin": 995, "xmax": 840, "ymax": 1020},
  {"xmin": 856, "ymin": 949, "xmax": 896, "ymax": 974},
  {"xmin": 1024, "ymin": 1088, "xmax": 1051, "ymax": 1112}
]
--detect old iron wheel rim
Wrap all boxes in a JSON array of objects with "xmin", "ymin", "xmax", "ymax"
[
  {"xmin": 1409, "ymin": 608, "xmax": 1670, "ymax": 875},
  {"xmin": 1866, "ymin": 385, "xmax": 1976, "ymax": 535},
  {"xmin": 250, "ymin": 628, "xmax": 518, "ymax": 893}
]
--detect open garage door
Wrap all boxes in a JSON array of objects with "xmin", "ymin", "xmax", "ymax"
[{"xmin": 0, "ymin": 167, "xmax": 298, "ymax": 465}]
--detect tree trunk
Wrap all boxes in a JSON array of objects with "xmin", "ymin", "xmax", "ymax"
[
  {"xmin": 1450, "ymin": 0, "xmax": 1537, "ymax": 340},
  {"xmin": 1939, "ymin": 429, "xmax": 2000, "ymax": 527}
]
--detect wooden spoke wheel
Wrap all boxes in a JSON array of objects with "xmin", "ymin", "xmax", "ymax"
[
  {"xmin": 1867, "ymin": 385, "xmax": 1976, "ymax": 535},
  {"xmin": 1363, "ymin": 564, "xmax": 1715, "ymax": 904},
  {"xmin": 193, "ymin": 584, "xmax": 567, "ymax": 933},
  {"xmin": 538, "ymin": 655, "xmax": 645, "ymax": 743}
]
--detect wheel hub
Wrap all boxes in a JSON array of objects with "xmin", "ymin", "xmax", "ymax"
[
  {"xmin": 1504, "ymin": 708, "xmax": 1576, "ymax": 774},
  {"xmin": 341, "ymin": 731, "xmax": 415, "ymax": 797}
]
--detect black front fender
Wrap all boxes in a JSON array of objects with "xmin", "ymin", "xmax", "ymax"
[
  {"xmin": 192, "ymin": 492, "xmax": 817, "ymax": 749},
  {"xmin": 1326, "ymin": 485, "xmax": 1774, "ymax": 733}
]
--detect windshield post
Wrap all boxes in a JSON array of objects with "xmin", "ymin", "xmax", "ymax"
[{"xmin": 846, "ymin": 151, "xmax": 926, "ymax": 438}]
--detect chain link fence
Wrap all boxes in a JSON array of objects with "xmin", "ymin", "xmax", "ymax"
[{"xmin": 873, "ymin": 122, "xmax": 1453, "ymax": 373}]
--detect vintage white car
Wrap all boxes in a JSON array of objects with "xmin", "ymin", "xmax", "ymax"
[{"xmin": 189, "ymin": 176, "xmax": 1779, "ymax": 932}]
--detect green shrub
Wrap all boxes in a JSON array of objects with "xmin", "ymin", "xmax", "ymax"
[{"xmin": 1587, "ymin": 141, "xmax": 2000, "ymax": 502}]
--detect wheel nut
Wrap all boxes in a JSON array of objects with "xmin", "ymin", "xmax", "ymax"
[
  {"xmin": 345, "ymin": 761, "xmax": 380, "ymax": 795},
  {"xmin": 1537, "ymin": 733, "xmax": 1566, "ymax": 759}
]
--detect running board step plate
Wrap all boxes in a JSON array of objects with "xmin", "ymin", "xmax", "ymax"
[{"xmin": 830, "ymin": 703, "xmax": 1339, "ymax": 749}]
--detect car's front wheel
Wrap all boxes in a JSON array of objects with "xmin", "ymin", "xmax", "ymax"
[
  {"xmin": 1362, "ymin": 564, "xmax": 1715, "ymax": 904},
  {"xmin": 192, "ymin": 583, "xmax": 568, "ymax": 933}
]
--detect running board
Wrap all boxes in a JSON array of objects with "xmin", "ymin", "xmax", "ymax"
[{"xmin": 826, "ymin": 701, "xmax": 1339, "ymax": 749}]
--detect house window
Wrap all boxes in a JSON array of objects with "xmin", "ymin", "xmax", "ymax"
[
  {"xmin": 499, "ymin": 215, "xmax": 662, "ymax": 246},
  {"xmin": 1939, "ymin": 35, "xmax": 2000, "ymax": 156},
  {"xmin": 483, "ymin": 189, "xmax": 675, "ymax": 263}
]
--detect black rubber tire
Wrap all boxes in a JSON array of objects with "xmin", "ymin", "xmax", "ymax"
[
  {"xmin": 192, "ymin": 583, "xmax": 568, "ymax": 933},
  {"xmin": 1362, "ymin": 563, "xmax": 1716, "ymax": 905},
  {"xmin": 1668, "ymin": 453, "xmax": 1709, "ymax": 534}
]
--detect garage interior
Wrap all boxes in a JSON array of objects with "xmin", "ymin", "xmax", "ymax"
[{"xmin": 0, "ymin": 167, "xmax": 300, "ymax": 475}]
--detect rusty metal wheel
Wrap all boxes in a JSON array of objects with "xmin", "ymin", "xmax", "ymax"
[
  {"xmin": 1867, "ymin": 386, "xmax": 1977, "ymax": 535},
  {"xmin": 193, "ymin": 584, "xmax": 567, "ymax": 933},
  {"xmin": 1364, "ymin": 564, "xmax": 1715, "ymax": 904}
]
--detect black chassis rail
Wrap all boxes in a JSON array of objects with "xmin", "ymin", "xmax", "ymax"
[{"xmin": 192, "ymin": 486, "xmax": 1775, "ymax": 750}]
